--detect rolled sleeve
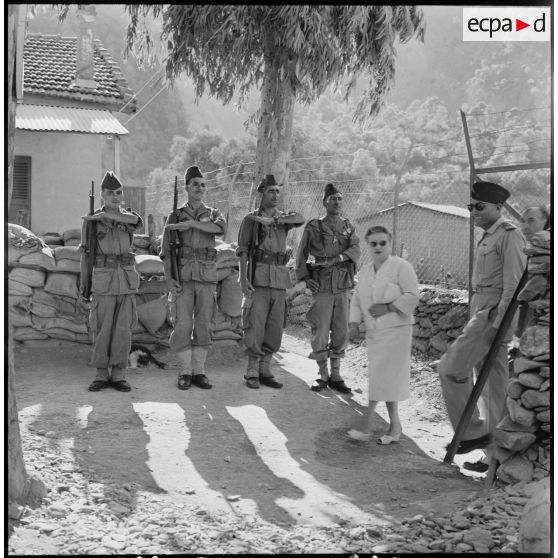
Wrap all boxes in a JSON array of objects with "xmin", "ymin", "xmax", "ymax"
[
  {"xmin": 211, "ymin": 208, "xmax": 227, "ymax": 236},
  {"xmin": 236, "ymin": 216, "xmax": 255, "ymax": 257},
  {"xmin": 342, "ymin": 228, "xmax": 360, "ymax": 264},
  {"xmin": 295, "ymin": 227, "xmax": 312, "ymax": 281}
]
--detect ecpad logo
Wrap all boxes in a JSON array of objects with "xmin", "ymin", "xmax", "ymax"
[{"xmin": 463, "ymin": 7, "xmax": 550, "ymax": 41}]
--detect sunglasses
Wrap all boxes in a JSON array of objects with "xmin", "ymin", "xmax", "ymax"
[
  {"xmin": 467, "ymin": 202, "xmax": 489, "ymax": 212},
  {"xmin": 368, "ymin": 241, "xmax": 387, "ymax": 247}
]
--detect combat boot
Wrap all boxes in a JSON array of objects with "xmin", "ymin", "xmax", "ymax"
[
  {"xmin": 245, "ymin": 356, "xmax": 260, "ymax": 389},
  {"xmin": 191, "ymin": 346, "xmax": 212, "ymax": 389},
  {"xmin": 328, "ymin": 358, "xmax": 352, "ymax": 394},
  {"xmin": 177, "ymin": 349, "xmax": 193, "ymax": 390},
  {"xmin": 311, "ymin": 360, "xmax": 329, "ymax": 392},
  {"xmin": 259, "ymin": 353, "xmax": 282, "ymax": 388}
]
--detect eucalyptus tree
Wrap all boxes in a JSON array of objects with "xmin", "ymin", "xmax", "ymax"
[{"xmin": 124, "ymin": 5, "xmax": 425, "ymax": 189}]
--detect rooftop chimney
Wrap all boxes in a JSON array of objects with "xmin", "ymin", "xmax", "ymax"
[{"xmin": 75, "ymin": 5, "xmax": 96, "ymax": 89}]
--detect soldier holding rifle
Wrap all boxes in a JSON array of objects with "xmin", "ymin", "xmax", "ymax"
[
  {"xmin": 79, "ymin": 171, "xmax": 143, "ymax": 392},
  {"xmin": 237, "ymin": 174, "xmax": 305, "ymax": 389},
  {"xmin": 161, "ymin": 166, "xmax": 226, "ymax": 391},
  {"xmin": 296, "ymin": 183, "xmax": 360, "ymax": 394},
  {"xmin": 437, "ymin": 181, "xmax": 526, "ymax": 472}
]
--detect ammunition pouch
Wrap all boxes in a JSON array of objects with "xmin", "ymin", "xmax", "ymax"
[{"xmin": 94, "ymin": 253, "xmax": 135, "ymax": 268}]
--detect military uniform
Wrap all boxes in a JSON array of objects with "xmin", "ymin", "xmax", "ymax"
[
  {"xmin": 161, "ymin": 200, "xmax": 226, "ymax": 385},
  {"xmin": 296, "ymin": 197, "xmax": 360, "ymax": 391},
  {"xmin": 81, "ymin": 172, "xmax": 143, "ymax": 390},
  {"xmin": 236, "ymin": 207, "xmax": 300, "ymax": 380},
  {"xmin": 438, "ymin": 187, "xmax": 526, "ymax": 442}
]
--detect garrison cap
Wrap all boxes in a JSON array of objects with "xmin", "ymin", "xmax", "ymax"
[
  {"xmin": 100, "ymin": 171, "xmax": 122, "ymax": 191},
  {"xmin": 323, "ymin": 182, "xmax": 341, "ymax": 201},
  {"xmin": 471, "ymin": 181, "xmax": 510, "ymax": 204},
  {"xmin": 257, "ymin": 174, "xmax": 279, "ymax": 193},
  {"xmin": 185, "ymin": 166, "xmax": 203, "ymax": 185}
]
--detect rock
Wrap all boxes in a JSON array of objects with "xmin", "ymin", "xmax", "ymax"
[
  {"xmin": 430, "ymin": 331, "xmax": 449, "ymax": 353},
  {"xmin": 519, "ymin": 483, "xmax": 550, "ymax": 552},
  {"xmin": 455, "ymin": 542, "xmax": 473, "ymax": 552},
  {"xmin": 44, "ymin": 431, "xmax": 57, "ymax": 438},
  {"xmin": 8, "ymin": 503, "xmax": 24, "ymax": 520},
  {"xmin": 538, "ymin": 379, "xmax": 549, "ymax": 392},
  {"xmin": 493, "ymin": 430, "xmax": 536, "ymax": 452},
  {"xmin": 489, "ymin": 444, "xmax": 514, "ymax": 464},
  {"xmin": 438, "ymin": 306, "xmax": 468, "ymax": 329},
  {"xmin": 519, "ymin": 326, "xmax": 549, "ymax": 358},
  {"xmin": 516, "ymin": 372, "xmax": 544, "ymax": 390},
  {"xmin": 539, "ymin": 366, "xmax": 549, "ymax": 378},
  {"xmin": 535, "ymin": 410, "xmax": 550, "ymax": 422},
  {"xmin": 520, "ymin": 389, "xmax": 549, "ymax": 409},
  {"xmin": 497, "ymin": 455, "xmax": 534, "ymax": 484},
  {"xmin": 226, "ymin": 495, "xmax": 240, "ymax": 502},
  {"xmin": 366, "ymin": 526, "xmax": 383, "ymax": 538},
  {"xmin": 451, "ymin": 515, "xmax": 470, "ymax": 529},
  {"xmin": 506, "ymin": 379, "xmax": 525, "ymax": 399},
  {"xmin": 513, "ymin": 357, "xmax": 541, "ymax": 374},
  {"xmin": 517, "ymin": 275, "xmax": 548, "ymax": 302},
  {"xmin": 496, "ymin": 414, "xmax": 536, "ymax": 433},
  {"xmin": 371, "ymin": 543, "xmax": 391, "ymax": 553},
  {"xmin": 506, "ymin": 397, "xmax": 536, "ymax": 426}
]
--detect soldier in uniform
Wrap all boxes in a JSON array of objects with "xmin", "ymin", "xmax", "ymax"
[
  {"xmin": 296, "ymin": 183, "xmax": 360, "ymax": 393},
  {"xmin": 438, "ymin": 181, "xmax": 526, "ymax": 472},
  {"xmin": 237, "ymin": 174, "xmax": 305, "ymax": 389},
  {"xmin": 161, "ymin": 166, "xmax": 226, "ymax": 390},
  {"xmin": 80, "ymin": 171, "xmax": 143, "ymax": 392}
]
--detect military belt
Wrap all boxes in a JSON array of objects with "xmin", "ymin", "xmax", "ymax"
[
  {"xmin": 254, "ymin": 250, "xmax": 289, "ymax": 265},
  {"xmin": 95, "ymin": 254, "xmax": 135, "ymax": 268},
  {"xmin": 179, "ymin": 246, "xmax": 217, "ymax": 262}
]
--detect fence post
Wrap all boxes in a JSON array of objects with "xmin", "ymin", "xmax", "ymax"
[{"xmin": 391, "ymin": 143, "xmax": 414, "ymax": 255}]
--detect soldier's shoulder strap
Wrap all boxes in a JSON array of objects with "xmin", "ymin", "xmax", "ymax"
[{"xmin": 502, "ymin": 221, "xmax": 518, "ymax": 231}]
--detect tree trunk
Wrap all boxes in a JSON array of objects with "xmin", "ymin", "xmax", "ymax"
[
  {"xmin": 7, "ymin": 4, "xmax": 47, "ymax": 509},
  {"xmin": 254, "ymin": 31, "xmax": 297, "ymax": 203}
]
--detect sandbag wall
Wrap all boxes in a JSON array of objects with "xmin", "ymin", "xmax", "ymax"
[
  {"xmin": 491, "ymin": 229, "xmax": 551, "ymax": 484},
  {"xmin": 8, "ymin": 224, "xmax": 90, "ymax": 346},
  {"xmin": 8, "ymin": 224, "xmax": 244, "ymax": 350}
]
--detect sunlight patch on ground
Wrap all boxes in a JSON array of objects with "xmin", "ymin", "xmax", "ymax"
[
  {"xmin": 75, "ymin": 405, "xmax": 93, "ymax": 429},
  {"xmin": 227, "ymin": 404, "xmax": 381, "ymax": 526},
  {"xmin": 132, "ymin": 402, "xmax": 258, "ymax": 517},
  {"xmin": 18, "ymin": 404, "xmax": 43, "ymax": 431}
]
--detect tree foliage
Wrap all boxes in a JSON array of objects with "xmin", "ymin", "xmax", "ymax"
[{"xmin": 125, "ymin": 5, "xmax": 425, "ymax": 122}]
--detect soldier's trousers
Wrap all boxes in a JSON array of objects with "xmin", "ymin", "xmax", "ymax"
[
  {"xmin": 306, "ymin": 291, "xmax": 349, "ymax": 361},
  {"xmin": 170, "ymin": 280, "xmax": 216, "ymax": 352},
  {"xmin": 242, "ymin": 286, "xmax": 286, "ymax": 360},
  {"xmin": 90, "ymin": 293, "xmax": 137, "ymax": 372},
  {"xmin": 437, "ymin": 293, "xmax": 514, "ymax": 439}
]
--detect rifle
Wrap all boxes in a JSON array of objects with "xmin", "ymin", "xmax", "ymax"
[
  {"xmin": 82, "ymin": 180, "xmax": 96, "ymax": 299},
  {"xmin": 169, "ymin": 176, "xmax": 181, "ymax": 283}
]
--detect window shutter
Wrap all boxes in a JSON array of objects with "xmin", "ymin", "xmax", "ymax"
[{"xmin": 13, "ymin": 156, "xmax": 31, "ymax": 200}]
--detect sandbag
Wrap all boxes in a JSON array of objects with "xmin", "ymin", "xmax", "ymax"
[
  {"xmin": 212, "ymin": 330, "xmax": 242, "ymax": 340},
  {"xmin": 133, "ymin": 234, "xmax": 152, "ymax": 249},
  {"xmin": 135, "ymin": 255, "xmax": 165, "ymax": 276},
  {"xmin": 9, "ymin": 279, "xmax": 34, "ymax": 296},
  {"xmin": 218, "ymin": 271, "xmax": 243, "ymax": 317},
  {"xmin": 136, "ymin": 295, "xmax": 168, "ymax": 335},
  {"xmin": 44, "ymin": 272, "xmax": 79, "ymax": 299},
  {"xmin": 64, "ymin": 238, "xmax": 82, "ymax": 247},
  {"xmin": 9, "ymin": 309, "xmax": 33, "ymax": 328},
  {"xmin": 53, "ymin": 245, "xmax": 82, "ymax": 262},
  {"xmin": 134, "ymin": 247, "xmax": 151, "ymax": 256},
  {"xmin": 32, "ymin": 315, "xmax": 89, "ymax": 334},
  {"xmin": 150, "ymin": 235, "xmax": 163, "ymax": 255},
  {"xmin": 40, "ymin": 235, "xmax": 64, "ymax": 246},
  {"xmin": 8, "ymin": 223, "xmax": 45, "ymax": 265},
  {"xmin": 42, "ymin": 328, "xmax": 90, "ymax": 343},
  {"xmin": 62, "ymin": 228, "xmax": 82, "ymax": 242},
  {"xmin": 32, "ymin": 290, "xmax": 84, "ymax": 318},
  {"xmin": 23, "ymin": 300, "xmax": 58, "ymax": 318},
  {"xmin": 9, "ymin": 267, "xmax": 46, "ymax": 288},
  {"xmin": 56, "ymin": 259, "xmax": 81, "ymax": 274},
  {"xmin": 216, "ymin": 243, "xmax": 238, "ymax": 269},
  {"xmin": 217, "ymin": 267, "xmax": 232, "ymax": 282},
  {"xmin": 13, "ymin": 327, "xmax": 48, "ymax": 341},
  {"xmin": 8, "ymin": 295, "xmax": 31, "ymax": 308},
  {"xmin": 16, "ymin": 247, "xmax": 56, "ymax": 272}
]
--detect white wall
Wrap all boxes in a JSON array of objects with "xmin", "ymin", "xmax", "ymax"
[{"xmin": 15, "ymin": 130, "xmax": 103, "ymax": 235}]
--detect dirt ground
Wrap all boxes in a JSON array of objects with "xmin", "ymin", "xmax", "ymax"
[{"xmin": 11, "ymin": 329, "xmax": 489, "ymax": 540}]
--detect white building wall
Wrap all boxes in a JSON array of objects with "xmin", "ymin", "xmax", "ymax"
[{"xmin": 15, "ymin": 130, "xmax": 103, "ymax": 235}]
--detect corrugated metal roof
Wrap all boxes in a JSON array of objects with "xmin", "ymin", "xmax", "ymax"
[
  {"xmin": 16, "ymin": 104, "xmax": 129, "ymax": 135},
  {"xmin": 374, "ymin": 201, "xmax": 470, "ymax": 219}
]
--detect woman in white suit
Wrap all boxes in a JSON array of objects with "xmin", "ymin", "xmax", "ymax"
[{"xmin": 346, "ymin": 226, "xmax": 419, "ymax": 444}]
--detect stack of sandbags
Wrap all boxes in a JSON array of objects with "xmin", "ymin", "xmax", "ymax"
[
  {"xmin": 492, "ymin": 230, "xmax": 551, "ymax": 484},
  {"xmin": 62, "ymin": 228, "xmax": 82, "ymax": 247},
  {"xmin": 215, "ymin": 239, "xmax": 239, "ymax": 281},
  {"xmin": 8, "ymin": 224, "xmax": 89, "ymax": 346},
  {"xmin": 286, "ymin": 281, "xmax": 313, "ymax": 325},
  {"xmin": 53, "ymin": 245, "xmax": 82, "ymax": 274},
  {"xmin": 39, "ymin": 232, "xmax": 64, "ymax": 248},
  {"xmin": 214, "ymin": 268, "xmax": 243, "ymax": 347}
]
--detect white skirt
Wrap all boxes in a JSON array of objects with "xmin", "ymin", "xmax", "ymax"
[{"xmin": 366, "ymin": 325, "xmax": 412, "ymax": 402}]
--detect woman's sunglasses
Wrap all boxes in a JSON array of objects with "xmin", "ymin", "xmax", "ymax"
[
  {"xmin": 368, "ymin": 241, "xmax": 387, "ymax": 247},
  {"xmin": 467, "ymin": 202, "xmax": 489, "ymax": 212}
]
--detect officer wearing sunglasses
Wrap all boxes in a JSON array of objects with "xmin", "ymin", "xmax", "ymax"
[{"xmin": 437, "ymin": 180, "xmax": 526, "ymax": 473}]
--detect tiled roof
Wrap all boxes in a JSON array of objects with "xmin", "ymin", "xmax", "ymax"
[
  {"xmin": 23, "ymin": 33, "xmax": 136, "ymax": 114},
  {"xmin": 16, "ymin": 104, "xmax": 129, "ymax": 135},
  {"xmin": 371, "ymin": 202, "xmax": 470, "ymax": 219}
]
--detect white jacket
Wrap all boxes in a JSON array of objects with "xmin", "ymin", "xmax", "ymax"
[{"xmin": 349, "ymin": 255, "xmax": 419, "ymax": 333}]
